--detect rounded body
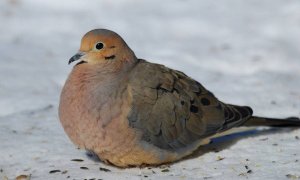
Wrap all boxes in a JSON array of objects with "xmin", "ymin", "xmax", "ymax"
[{"xmin": 59, "ymin": 64, "xmax": 182, "ymax": 167}]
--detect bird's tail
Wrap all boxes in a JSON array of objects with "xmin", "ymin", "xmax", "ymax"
[{"xmin": 244, "ymin": 116, "xmax": 300, "ymax": 127}]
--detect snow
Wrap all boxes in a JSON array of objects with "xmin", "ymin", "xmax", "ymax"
[{"xmin": 0, "ymin": 0, "xmax": 300, "ymax": 179}]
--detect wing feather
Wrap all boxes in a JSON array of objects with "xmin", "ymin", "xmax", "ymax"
[{"xmin": 127, "ymin": 59, "xmax": 253, "ymax": 151}]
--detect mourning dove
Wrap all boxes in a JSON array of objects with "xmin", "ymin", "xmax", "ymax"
[{"xmin": 59, "ymin": 29, "xmax": 300, "ymax": 167}]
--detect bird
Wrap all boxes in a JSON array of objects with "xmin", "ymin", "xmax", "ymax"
[{"xmin": 59, "ymin": 29, "xmax": 300, "ymax": 167}]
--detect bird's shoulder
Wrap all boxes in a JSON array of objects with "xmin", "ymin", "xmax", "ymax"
[{"xmin": 128, "ymin": 59, "xmax": 206, "ymax": 94}]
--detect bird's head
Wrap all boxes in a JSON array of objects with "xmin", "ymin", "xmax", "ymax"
[{"xmin": 69, "ymin": 29, "xmax": 137, "ymax": 67}]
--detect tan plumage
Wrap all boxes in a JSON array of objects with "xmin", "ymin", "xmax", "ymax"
[{"xmin": 59, "ymin": 29, "xmax": 300, "ymax": 167}]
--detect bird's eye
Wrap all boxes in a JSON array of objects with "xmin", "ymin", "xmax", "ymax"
[{"xmin": 95, "ymin": 42, "xmax": 104, "ymax": 50}]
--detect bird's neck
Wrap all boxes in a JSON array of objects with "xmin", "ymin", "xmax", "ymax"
[
  {"xmin": 69, "ymin": 63, "xmax": 128, "ymax": 92},
  {"xmin": 63, "ymin": 59, "xmax": 139, "ymax": 110}
]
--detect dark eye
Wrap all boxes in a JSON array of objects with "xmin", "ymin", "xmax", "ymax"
[{"xmin": 95, "ymin": 42, "xmax": 104, "ymax": 50}]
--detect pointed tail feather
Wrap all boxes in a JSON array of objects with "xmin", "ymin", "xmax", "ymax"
[{"xmin": 244, "ymin": 116, "xmax": 300, "ymax": 127}]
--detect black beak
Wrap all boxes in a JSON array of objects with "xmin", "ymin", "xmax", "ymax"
[{"xmin": 68, "ymin": 52, "xmax": 85, "ymax": 65}]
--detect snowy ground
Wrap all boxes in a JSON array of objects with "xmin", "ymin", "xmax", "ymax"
[{"xmin": 1, "ymin": 0, "xmax": 300, "ymax": 179}]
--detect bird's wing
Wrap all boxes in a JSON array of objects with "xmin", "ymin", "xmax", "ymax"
[{"xmin": 127, "ymin": 59, "xmax": 253, "ymax": 151}]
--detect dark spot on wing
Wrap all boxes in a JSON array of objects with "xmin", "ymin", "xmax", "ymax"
[
  {"xmin": 181, "ymin": 101, "xmax": 185, "ymax": 105},
  {"xmin": 190, "ymin": 105, "xmax": 199, "ymax": 113},
  {"xmin": 195, "ymin": 91, "xmax": 202, "ymax": 96},
  {"xmin": 173, "ymin": 87, "xmax": 179, "ymax": 93},
  {"xmin": 201, "ymin": 98, "xmax": 210, "ymax": 106}
]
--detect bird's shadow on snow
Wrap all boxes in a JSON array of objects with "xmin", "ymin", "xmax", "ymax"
[{"xmin": 184, "ymin": 127, "xmax": 299, "ymax": 161}]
